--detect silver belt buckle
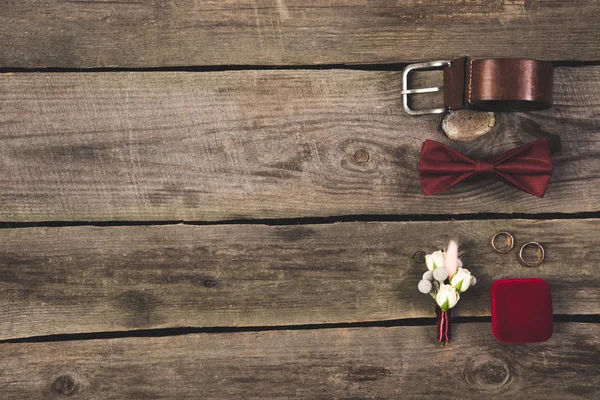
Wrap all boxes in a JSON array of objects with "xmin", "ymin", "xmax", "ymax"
[{"xmin": 401, "ymin": 60, "xmax": 450, "ymax": 115}]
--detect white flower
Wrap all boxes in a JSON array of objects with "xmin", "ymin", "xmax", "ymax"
[
  {"xmin": 450, "ymin": 268, "xmax": 473, "ymax": 293},
  {"xmin": 426, "ymin": 250, "xmax": 445, "ymax": 272},
  {"xmin": 436, "ymin": 284, "xmax": 460, "ymax": 312},
  {"xmin": 432, "ymin": 266, "xmax": 448, "ymax": 282},
  {"xmin": 470, "ymin": 276, "xmax": 477, "ymax": 287},
  {"xmin": 418, "ymin": 279, "xmax": 433, "ymax": 294},
  {"xmin": 422, "ymin": 271, "xmax": 433, "ymax": 281},
  {"xmin": 432, "ymin": 250, "xmax": 445, "ymax": 269},
  {"xmin": 425, "ymin": 254, "xmax": 434, "ymax": 271}
]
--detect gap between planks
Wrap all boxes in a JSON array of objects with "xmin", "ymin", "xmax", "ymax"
[
  {"xmin": 1, "ymin": 60, "xmax": 600, "ymax": 74},
  {"xmin": 2, "ymin": 314, "xmax": 599, "ymax": 345},
  {"xmin": 1, "ymin": 210, "xmax": 600, "ymax": 230}
]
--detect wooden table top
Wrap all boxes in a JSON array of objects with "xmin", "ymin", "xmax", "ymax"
[{"xmin": 0, "ymin": 1, "xmax": 598, "ymax": 398}]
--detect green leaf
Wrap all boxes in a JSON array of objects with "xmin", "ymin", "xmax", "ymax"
[{"xmin": 441, "ymin": 299, "xmax": 449, "ymax": 312}]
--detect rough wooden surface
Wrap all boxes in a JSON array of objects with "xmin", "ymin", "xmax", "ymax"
[
  {"xmin": 1, "ymin": 323, "xmax": 597, "ymax": 399},
  {"xmin": 0, "ymin": 219, "xmax": 598, "ymax": 340},
  {"xmin": 1, "ymin": 67, "xmax": 599, "ymax": 221},
  {"xmin": 1, "ymin": 1, "xmax": 600, "ymax": 68},
  {"xmin": 2, "ymin": 2, "xmax": 598, "ymax": 398}
]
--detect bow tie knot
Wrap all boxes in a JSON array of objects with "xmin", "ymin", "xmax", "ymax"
[
  {"xmin": 475, "ymin": 159, "xmax": 495, "ymax": 175},
  {"xmin": 419, "ymin": 139, "xmax": 553, "ymax": 197}
]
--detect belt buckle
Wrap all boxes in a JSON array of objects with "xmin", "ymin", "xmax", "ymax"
[{"xmin": 401, "ymin": 60, "xmax": 450, "ymax": 115}]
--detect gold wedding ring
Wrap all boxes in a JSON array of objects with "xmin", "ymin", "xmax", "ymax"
[
  {"xmin": 491, "ymin": 232, "xmax": 514, "ymax": 253},
  {"xmin": 519, "ymin": 242, "xmax": 545, "ymax": 267}
]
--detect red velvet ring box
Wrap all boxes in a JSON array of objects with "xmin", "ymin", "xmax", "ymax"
[{"xmin": 491, "ymin": 278, "xmax": 553, "ymax": 344}]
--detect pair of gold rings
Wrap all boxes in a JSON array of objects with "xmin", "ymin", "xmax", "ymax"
[{"xmin": 491, "ymin": 232, "xmax": 545, "ymax": 267}]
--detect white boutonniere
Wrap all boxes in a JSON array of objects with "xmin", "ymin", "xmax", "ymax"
[{"xmin": 417, "ymin": 240, "xmax": 476, "ymax": 343}]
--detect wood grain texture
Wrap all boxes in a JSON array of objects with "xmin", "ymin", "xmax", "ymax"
[
  {"xmin": 1, "ymin": 1, "xmax": 600, "ymax": 68},
  {"xmin": 0, "ymin": 219, "xmax": 598, "ymax": 340},
  {"xmin": 1, "ymin": 66, "xmax": 600, "ymax": 221},
  {"xmin": 0, "ymin": 323, "xmax": 597, "ymax": 399}
]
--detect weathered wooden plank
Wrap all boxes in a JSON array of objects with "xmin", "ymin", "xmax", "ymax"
[
  {"xmin": 0, "ymin": 219, "xmax": 598, "ymax": 340},
  {"xmin": 1, "ymin": 1, "xmax": 599, "ymax": 68},
  {"xmin": 1, "ymin": 67, "xmax": 599, "ymax": 221},
  {"xmin": 0, "ymin": 323, "xmax": 597, "ymax": 399}
]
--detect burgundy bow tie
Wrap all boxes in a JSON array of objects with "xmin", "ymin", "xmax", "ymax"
[{"xmin": 419, "ymin": 138, "xmax": 553, "ymax": 197}]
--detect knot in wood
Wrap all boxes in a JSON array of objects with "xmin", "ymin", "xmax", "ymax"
[
  {"xmin": 412, "ymin": 251, "xmax": 426, "ymax": 264},
  {"xmin": 464, "ymin": 354, "xmax": 511, "ymax": 391},
  {"xmin": 352, "ymin": 149, "xmax": 370, "ymax": 165},
  {"xmin": 51, "ymin": 375, "xmax": 79, "ymax": 396},
  {"xmin": 203, "ymin": 278, "xmax": 219, "ymax": 288}
]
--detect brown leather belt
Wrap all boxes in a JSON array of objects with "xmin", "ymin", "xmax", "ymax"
[{"xmin": 402, "ymin": 57, "xmax": 554, "ymax": 115}]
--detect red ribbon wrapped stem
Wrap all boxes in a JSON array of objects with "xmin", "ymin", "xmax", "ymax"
[{"xmin": 436, "ymin": 306, "xmax": 451, "ymax": 343}]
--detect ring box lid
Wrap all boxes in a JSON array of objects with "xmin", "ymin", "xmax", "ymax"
[{"xmin": 491, "ymin": 278, "xmax": 553, "ymax": 344}]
